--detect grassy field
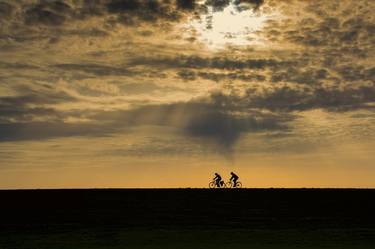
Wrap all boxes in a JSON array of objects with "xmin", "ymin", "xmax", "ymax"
[{"xmin": 0, "ymin": 189, "xmax": 374, "ymax": 249}]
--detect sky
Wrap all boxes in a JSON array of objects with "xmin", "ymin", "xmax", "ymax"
[{"xmin": 0, "ymin": 0, "xmax": 374, "ymax": 188}]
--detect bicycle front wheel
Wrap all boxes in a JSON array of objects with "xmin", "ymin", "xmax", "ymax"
[{"xmin": 235, "ymin": 182, "xmax": 242, "ymax": 188}]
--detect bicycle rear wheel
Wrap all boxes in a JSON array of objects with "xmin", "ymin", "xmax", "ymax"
[
  {"xmin": 226, "ymin": 182, "xmax": 233, "ymax": 188},
  {"xmin": 209, "ymin": 181, "xmax": 216, "ymax": 188}
]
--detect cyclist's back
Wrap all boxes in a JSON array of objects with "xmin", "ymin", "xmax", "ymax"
[
  {"xmin": 230, "ymin": 172, "xmax": 239, "ymax": 186},
  {"xmin": 214, "ymin": 173, "xmax": 222, "ymax": 187}
]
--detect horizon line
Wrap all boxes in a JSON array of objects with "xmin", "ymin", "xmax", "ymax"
[{"xmin": 1, "ymin": 187, "xmax": 375, "ymax": 191}]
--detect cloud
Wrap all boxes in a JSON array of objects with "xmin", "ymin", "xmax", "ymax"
[
  {"xmin": 0, "ymin": 0, "xmax": 374, "ymax": 157},
  {"xmin": 126, "ymin": 101, "xmax": 291, "ymax": 147},
  {"xmin": 0, "ymin": 87, "xmax": 75, "ymax": 106},
  {"xmin": 177, "ymin": 0, "xmax": 196, "ymax": 10},
  {"xmin": 106, "ymin": 0, "xmax": 142, "ymax": 12},
  {"xmin": 24, "ymin": 1, "xmax": 73, "ymax": 26},
  {"xmin": 130, "ymin": 55, "xmax": 296, "ymax": 70},
  {"xmin": 270, "ymin": 67, "xmax": 329, "ymax": 85},
  {"xmin": 264, "ymin": 0, "xmax": 374, "ymax": 57},
  {"xmin": 0, "ymin": 1, "xmax": 14, "ymax": 19},
  {"xmin": 235, "ymin": 82, "xmax": 375, "ymax": 112},
  {"xmin": 80, "ymin": 99, "xmax": 290, "ymax": 151},
  {"xmin": 52, "ymin": 63, "xmax": 134, "ymax": 77},
  {"xmin": 0, "ymin": 87, "xmax": 76, "ymax": 124},
  {"xmin": 0, "ymin": 122, "xmax": 111, "ymax": 142},
  {"xmin": 0, "ymin": 0, "xmax": 198, "ymax": 33},
  {"xmin": 0, "ymin": 61, "xmax": 40, "ymax": 70},
  {"xmin": 181, "ymin": 104, "xmax": 289, "ymax": 148},
  {"xmin": 177, "ymin": 69, "xmax": 266, "ymax": 82},
  {"xmin": 0, "ymin": 94, "xmax": 292, "ymax": 151},
  {"xmin": 204, "ymin": 0, "xmax": 264, "ymax": 12}
]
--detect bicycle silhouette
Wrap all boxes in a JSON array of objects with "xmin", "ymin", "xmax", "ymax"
[
  {"xmin": 209, "ymin": 180, "xmax": 226, "ymax": 188},
  {"xmin": 209, "ymin": 180, "xmax": 242, "ymax": 188},
  {"xmin": 226, "ymin": 179, "xmax": 242, "ymax": 188}
]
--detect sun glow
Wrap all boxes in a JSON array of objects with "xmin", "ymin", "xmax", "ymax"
[{"xmin": 185, "ymin": 0, "xmax": 276, "ymax": 49}]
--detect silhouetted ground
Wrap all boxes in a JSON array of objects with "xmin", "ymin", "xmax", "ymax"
[{"xmin": 0, "ymin": 189, "xmax": 374, "ymax": 248}]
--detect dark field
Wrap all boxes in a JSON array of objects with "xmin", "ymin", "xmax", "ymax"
[{"xmin": 1, "ymin": 189, "xmax": 375, "ymax": 249}]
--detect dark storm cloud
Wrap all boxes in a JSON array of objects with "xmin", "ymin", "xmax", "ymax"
[
  {"xmin": 337, "ymin": 65, "xmax": 375, "ymax": 82},
  {"xmin": 0, "ymin": 97, "xmax": 291, "ymax": 148},
  {"xmin": 204, "ymin": 0, "xmax": 230, "ymax": 11},
  {"xmin": 238, "ymin": 83, "xmax": 375, "ymax": 112},
  {"xmin": 24, "ymin": 1, "xmax": 74, "ymax": 26},
  {"xmin": 180, "ymin": 104, "xmax": 288, "ymax": 147},
  {"xmin": 22, "ymin": 0, "xmax": 101, "ymax": 26},
  {"xmin": 105, "ymin": 0, "xmax": 264, "ymax": 17},
  {"xmin": 0, "ymin": 0, "xmax": 267, "ymax": 33},
  {"xmin": 106, "ymin": 0, "xmax": 142, "ymax": 12},
  {"xmin": 52, "ymin": 63, "xmax": 133, "ymax": 77},
  {"xmin": 177, "ymin": 69, "xmax": 266, "ymax": 82},
  {"xmin": 0, "ymin": 0, "xmax": 266, "ymax": 52},
  {"xmin": 176, "ymin": 0, "xmax": 196, "ymax": 10},
  {"xmin": 265, "ymin": 2, "xmax": 374, "ymax": 57},
  {"xmin": 126, "ymin": 102, "xmax": 288, "ymax": 146},
  {"xmin": 106, "ymin": 0, "xmax": 183, "ymax": 24},
  {"xmin": 0, "ymin": 106, "xmax": 59, "ymax": 123},
  {"xmin": 91, "ymin": 100, "xmax": 292, "ymax": 148},
  {"xmin": 130, "ymin": 55, "xmax": 296, "ymax": 70},
  {"xmin": 0, "ymin": 84, "xmax": 77, "ymax": 124},
  {"xmin": 0, "ymin": 1, "xmax": 14, "ymax": 19},
  {"xmin": 199, "ymin": 71, "xmax": 266, "ymax": 82},
  {"xmin": 0, "ymin": 61, "xmax": 40, "ymax": 70},
  {"xmin": 0, "ymin": 0, "xmax": 200, "ymax": 32},
  {"xmin": 0, "ymin": 87, "xmax": 104, "ymax": 141},
  {"xmin": 270, "ymin": 67, "xmax": 330, "ymax": 85},
  {"xmin": 204, "ymin": 0, "xmax": 264, "ymax": 12},
  {"xmin": 106, "ymin": 0, "xmax": 195, "ymax": 13},
  {"xmin": 177, "ymin": 70, "xmax": 197, "ymax": 81}
]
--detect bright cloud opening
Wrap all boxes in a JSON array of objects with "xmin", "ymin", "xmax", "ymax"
[{"xmin": 185, "ymin": 0, "xmax": 277, "ymax": 49}]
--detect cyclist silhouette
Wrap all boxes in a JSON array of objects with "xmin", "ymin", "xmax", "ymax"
[
  {"xmin": 230, "ymin": 172, "xmax": 239, "ymax": 187},
  {"xmin": 213, "ymin": 173, "xmax": 222, "ymax": 187}
]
